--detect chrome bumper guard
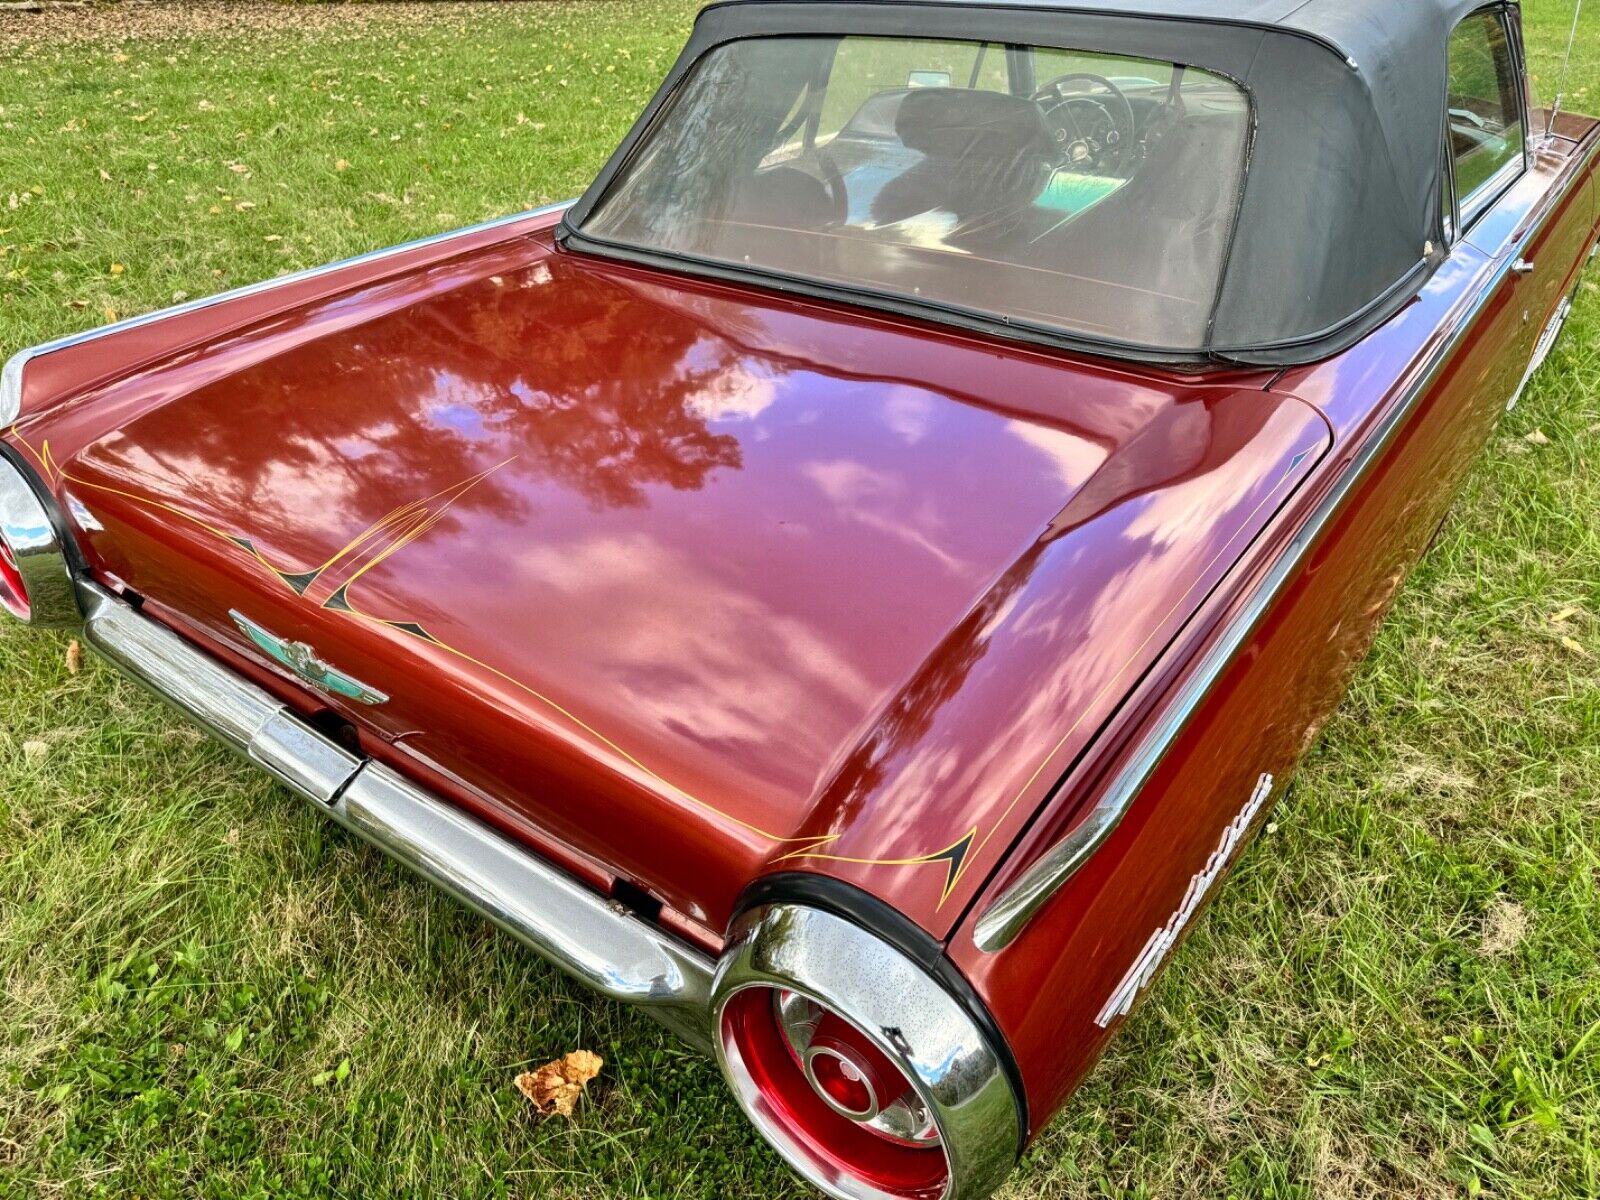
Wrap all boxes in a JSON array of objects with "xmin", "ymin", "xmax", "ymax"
[{"xmin": 78, "ymin": 583, "xmax": 714, "ymax": 1049}]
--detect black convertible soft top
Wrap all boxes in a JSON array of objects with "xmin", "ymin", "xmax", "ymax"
[{"xmin": 564, "ymin": 0, "xmax": 1525, "ymax": 365}]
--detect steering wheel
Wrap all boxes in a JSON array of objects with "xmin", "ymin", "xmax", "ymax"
[
  {"xmin": 815, "ymin": 148, "xmax": 850, "ymax": 226},
  {"xmin": 1032, "ymin": 72, "xmax": 1138, "ymax": 177}
]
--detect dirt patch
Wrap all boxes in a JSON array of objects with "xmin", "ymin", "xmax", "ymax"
[
  {"xmin": 1478, "ymin": 896, "xmax": 1531, "ymax": 957},
  {"xmin": 0, "ymin": 0, "xmax": 552, "ymax": 52}
]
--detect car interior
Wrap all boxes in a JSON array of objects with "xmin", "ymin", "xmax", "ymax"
[{"xmin": 586, "ymin": 37, "xmax": 1253, "ymax": 350}]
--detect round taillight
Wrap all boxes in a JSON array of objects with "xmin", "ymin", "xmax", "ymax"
[
  {"xmin": 775, "ymin": 990, "xmax": 939, "ymax": 1145},
  {"xmin": 712, "ymin": 903, "xmax": 1022, "ymax": 1200},
  {"xmin": 0, "ymin": 455, "xmax": 78, "ymax": 628},
  {"xmin": 0, "ymin": 531, "xmax": 30, "ymax": 619},
  {"xmin": 720, "ymin": 985, "xmax": 949, "ymax": 1199}
]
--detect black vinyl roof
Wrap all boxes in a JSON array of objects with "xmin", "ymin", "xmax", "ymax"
[{"xmin": 567, "ymin": 0, "xmax": 1525, "ymax": 364}]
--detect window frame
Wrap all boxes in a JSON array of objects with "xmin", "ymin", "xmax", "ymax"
[{"xmin": 1443, "ymin": 3, "xmax": 1531, "ymax": 239}]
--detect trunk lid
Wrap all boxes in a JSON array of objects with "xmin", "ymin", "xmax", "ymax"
[{"xmin": 33, "ymin": 230, "xmax": 1328, "ymax": 935}]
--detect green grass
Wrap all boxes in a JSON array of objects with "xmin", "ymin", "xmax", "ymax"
[{"xmin": 1, "ymin": 3, "xmax": 1597, "ymax": 1197}]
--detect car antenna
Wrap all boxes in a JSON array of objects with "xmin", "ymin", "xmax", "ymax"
[{"xmin": 1547, "ymin": 0, "xmax": 1585, "ymax": 140}]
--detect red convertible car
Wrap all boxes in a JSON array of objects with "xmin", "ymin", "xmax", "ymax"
[{"xmin": 3, "ymin": 1, "xmax": 1595, "ymax": 1196}]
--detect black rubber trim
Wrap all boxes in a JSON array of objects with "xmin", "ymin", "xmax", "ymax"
[
  {"xmin": 735, "ymin": 872, "xmax": 1031, "ymax": 1147},
  {"xmin": 0, "ymin": 440, "xmax": 91, "ymax": 582},
  {"xmin": 560, "ymin": 226, "xmax": 1222, "ymax": 370}
]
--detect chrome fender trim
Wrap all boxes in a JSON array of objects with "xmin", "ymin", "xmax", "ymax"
[
  {"xmin": 713, "ymin": 904, "xmax": 1021, "ymax": 1200},
  {"xmin": 77, "ymin": 581, "xmax": 714, "ymax": 1049}
]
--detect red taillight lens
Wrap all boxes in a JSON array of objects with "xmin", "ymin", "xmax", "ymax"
[
  {"xmin": 0, "ymin": 534, "xmax": 29, "ymax": 619},
  {"xmin": 721, "ymin": 985, "xmax": 948, "ymax": 1199}
]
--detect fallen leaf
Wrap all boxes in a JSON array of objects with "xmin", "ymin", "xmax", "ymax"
[
  {"xmin": 109, "ymin": 262, "xmax": 124, "ymax": 276},
  {"xmin": 98, "ymin": 169, "xmax": 112, "ymax": 183},
  {"xmin": 103, "ymin": 306, "xmax": 117, "ymax": 323},
  {"xmin": 515, "ymin": 1050, "xmax": 603, "ymax": 1118},
  {"xmin": 65, "ymin": 640, "xmax": 81, "ymax": 675},
  {"xmin": 1551, "ymin": 606, "xmax": 1582, "ymax": 624},
  {"xmin": 335, "ymin": 158, "xmax": 351, "ymax": 171},
  {"xmin": 1560, "ymin": 636, "xmax": 1589, "ymax": 657},
  {"xmin": 1524, "ymin": 429, "xmax": 1549, "ymax": 446},
  {"xmin": 228, "ymin": 162, "xmax": 250, "ymax": 174}
]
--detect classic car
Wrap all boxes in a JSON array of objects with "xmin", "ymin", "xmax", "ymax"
[{"xmin": 3, "ymin": 0, "xmax": 1595, "ymax": 1196}]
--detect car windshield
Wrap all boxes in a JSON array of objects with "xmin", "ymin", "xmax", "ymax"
[{"xmin": 577, "ymin": 36, "xmax": 1252, "ymax": 352}]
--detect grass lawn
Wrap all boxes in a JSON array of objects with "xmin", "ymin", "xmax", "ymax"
[{"xmin": 1, "ymin": 2, "xmax": 1597, "ymax": 1196}]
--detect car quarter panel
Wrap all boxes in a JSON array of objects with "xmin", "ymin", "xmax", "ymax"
[{"xmin": 950, "ymin": 123, "xmax": 1600, "ymax": 1134}]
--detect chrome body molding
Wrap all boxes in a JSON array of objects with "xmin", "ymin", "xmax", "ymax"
[
  {"xmin": 973, "ymin": 239, "xmax": 1549, "ymax": 953},
  {"xmin": 713, "ymin": 904, "xmax": 1021, "ymax": 1200},
  {"xmin": 1, "ymin": 201, "xmax": 576, "ymax": 427},
  {"xmin": 341, "ymin": 764, "xmax": 713, "ymax": 1047},
  {"xmin": 77, "ymin": 581, "xmax": 714, "ymax": 1050},
  {"xmin": 1509, "ymin": 292, "xmax": 1575, "ymax": 410},
  {"xmin": 0, "ymin": 453, "xmax": 81, "ymax": 627}
]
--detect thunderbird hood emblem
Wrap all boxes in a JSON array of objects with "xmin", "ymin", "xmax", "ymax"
[{"xmin": 230, "ymin": 610, "xmax": 389, "ymax": 706}]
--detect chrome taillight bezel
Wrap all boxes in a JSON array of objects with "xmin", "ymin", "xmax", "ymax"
[
  {"xmin": 0, "ymin": 453, "xmax": 81, "ymax": 628},
  {"xmin": 711, "ymin": 903, "xmax": 1021, "ymax": 1200}
]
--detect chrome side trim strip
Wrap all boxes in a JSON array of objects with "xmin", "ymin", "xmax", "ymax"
[
  {"xmin": 77, "ymin": 581, "xmax": 713, "ymax": 1049},
  {"xmin": 0, "ymin": 354, "xmax": 25, "ymax": 429},
  {"xmin": 714, "ymin": 904, "xmax": 1021, "ymax": 1200},
  {"xmin": 0, "ymin": 453, "xmax": 80, "ymax": 627},
  {"xmin": 973, "ymin": 243, "xmax": 1542, "ymax": 953},
  {"xmin": 1, "ymin": 201, "xmax": 576, "ymax": 426},
  {"xmin": 81, "ymin": 584, "xmax": 316, "ymax": 770}
]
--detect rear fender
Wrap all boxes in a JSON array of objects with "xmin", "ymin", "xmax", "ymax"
[{"xmin": 2, "ymin": 203, "xmax": 571, "ymax": 429}]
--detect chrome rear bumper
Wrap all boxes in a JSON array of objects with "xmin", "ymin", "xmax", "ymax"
[{"xmin": 78, "ymin": 582, "xmax": 715, "ymax": 1049}]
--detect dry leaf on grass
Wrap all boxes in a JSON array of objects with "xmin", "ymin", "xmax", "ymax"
[
  {"xmin": 515, "ymin": 1050, "xmax": 603, "ymax": 1117},
  {"xmin": 65, "ymin": 640, "xmax": 81, "ymax": 675}
]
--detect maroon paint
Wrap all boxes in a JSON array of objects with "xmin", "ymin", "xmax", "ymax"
[
  {"xmin": 4, "ymin": 91, "xmax": 1595, "ymax": 1159},
  {"xmin": 948, "ymin": 120, "xmax": 1600, "ymax": 1130}
]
